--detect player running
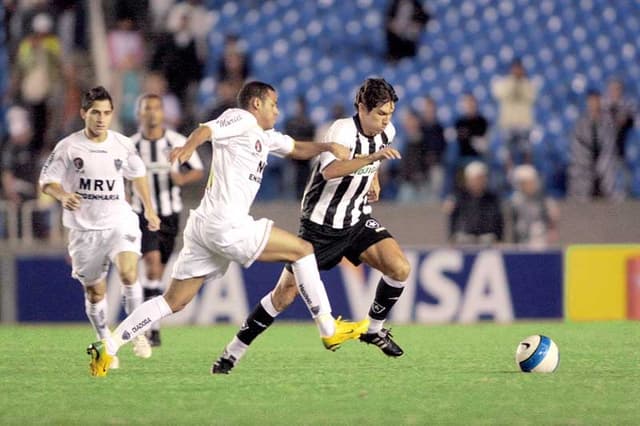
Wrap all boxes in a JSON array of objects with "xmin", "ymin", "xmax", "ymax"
[
  {"xmin": 212, "ymin": 78, "xmax": 410, "ymax": 374},
  {"xmin": 86, "ymin": 81, "xmax": 369, "ymax": 377},
  {"xmin": 40, "ymin": 86, "xmax": 160, "ymax": 369},
  {"xmin": 130, "ymin": 94, "xmax": 204, "ymax": 346}
]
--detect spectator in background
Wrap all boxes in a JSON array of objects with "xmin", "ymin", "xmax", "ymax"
[
  {"xmin": 284, "ymin": 96, "xmax": 316, "ymax": 198},
  {"xmin": 602, "ymin": 78, "xmax": 635, "ymax": 160},
  {"xmin": 397, "ymin": 108, "xmax": 428, "ymax": 202},
  {"xmin": 151, "ymin": 6, "xmax": 203, "ymax": 124},
  {"xmin": 315, "ymin": 103, "xmax": 346, "ymax": 143},
  {"xmin": 0, "ymin": 105, "xmax": 50, "ymax": 239},
  {"xmin": 385, "ymin": 0, "xmax": 430, "ymax": 62},
  {"xmin": 491, "ymin": 58, "xmax": 537, "ymax": 168},
  {"xmin": 452, "ymin": 93, "xmax": 489, "ymax": 192},
  {"xmin": 107, "ymin": 16, "xmax": 145, "ymax": 134},
  {"xmin": 443, "ymin": 161, "xmax": 503, "ymax": 246},
  {"xmin": 205, "ymin": 79, "xmax": 241, "ymax": 121},
  {"xmin": 568, "ymin": 90, "xmax": 624, "ymax": 201},
  {"xmin": 218, "ymin": 34, "xmax": 251, "ymax": 84},
  {"xmin": 165, "ymin": 0, "xmax": 214, "ymax": 61},
  {"xmin": 143, "ymin": 72, "xmax": 183, "ymax": 131},
  {"xmin": 10, "ymin": 12, "xmax": 62, "ymax": 154},
  {"xmin": 420, "ymin": 96, "xmax": 446, "ymax": 200},
  {"xmin": 509, "ymin": 165, "xmax": 559, "ymax": 248}
]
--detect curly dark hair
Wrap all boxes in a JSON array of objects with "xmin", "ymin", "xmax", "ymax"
[{"xmin": 353, "ymin": 78, "xmax": 398, "ymax": 112}]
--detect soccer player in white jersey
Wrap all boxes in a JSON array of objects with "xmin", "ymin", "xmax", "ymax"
[
  {"xmin": 212, "ymin": 78, "xmax": 410, "ymax": 374},
  {"xmin": 130, "ymin": 94, "xmax": 204, "ymax": 346},
  {"xmin": 40, "ymin": 86, "xmax": 161, "ymax": 370},
  {"xmin": 86, "ymin": 81, "xmax": 369, "ymax": 377}
]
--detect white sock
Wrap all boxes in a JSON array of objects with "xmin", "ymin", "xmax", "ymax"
[
  {"xmin": 122, "ymin": 282, "xmax": 143, "ymax": 315},
  {"xmin": 145, "ymin": 279, "xmax": 162, "ymax": 290},
  {"xmin": 106, "ymin": 296, "xmax": 173, "ymax": 355},
  {"xmin": 366, "ymin": 317, "xmax": 385, "ymax": 334},
  {"xmin": 224, "ymin": 336, "xmax": 249, "ymax": 362},
  {"xmin": 85, "ymin": 297, "xmax": 110, "ymax": 339},
  {"xmin": 290, "ymin": 254, "xmax": 335, "ymax": 337},
  {"xmin": 260, "ymin": 292, "xmax": 280, "ymax": 317}
]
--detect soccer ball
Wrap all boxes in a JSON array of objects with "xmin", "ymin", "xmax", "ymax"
[{"xmin": 515, "ymin": 335, "xmax": 559, "ymax": 373}]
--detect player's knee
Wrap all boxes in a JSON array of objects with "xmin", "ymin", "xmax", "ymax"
[
  {"xmin": 85, "ymin": 289, "xmax": 105, "ymax": 304},
  {"xmin": 387, "ymin": 256, "xmax": 411, "ymax": 282},
  {"xmin": 294, "ymin": 239, "xmax": 314, "ymax": 259},
  {"xmin": 119, "ymin": 268, "xmax": 138, "ymax": 286}
]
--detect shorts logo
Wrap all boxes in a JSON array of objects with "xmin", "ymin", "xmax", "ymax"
[
  {"xmin": 255, "ymin": 140, "xmax": 262, "ymax": 153},
  {"xmin": 124, "ymin": 234, "xmax": 137, "ymax": 242},
  {"xmin": 114, "ymin": 159, "xmax": 123, "ymax": 171},
  {"xmin": 122, "ymin": 330, "xmax": 131, "ymax": 341},
  {"xmin": 73, "ymin": 157, "xmax": 84, "ymax": 171},
  {"xmin": 365, "ymin": 219, "xmax": 380, "ymax": 229}
]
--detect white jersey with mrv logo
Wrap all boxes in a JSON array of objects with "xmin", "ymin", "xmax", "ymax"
[
  {"xmin": 39, "ymin": 130, "xmax": 147, "ymax": 230},
  {"xmin": 198, "ymin": 108, "xmax": 294, "ymax": 224}
]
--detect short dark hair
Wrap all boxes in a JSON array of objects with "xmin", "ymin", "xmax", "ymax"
[
  {"xmin": 81, "ymin": 86, "xmax": 113, "ymax": 111},
  {"xmin": 237, "ymin": 81, "xmax": 276, "ymax": 110},
  {"xmin": 354, "ymin": 78, "xmax": 398, "ymax": 112},
  {"xmin": 135, "ymin": 93, "xmax": 163, "ymax": 114}
]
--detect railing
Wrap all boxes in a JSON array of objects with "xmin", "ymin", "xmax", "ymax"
[{"xmin": 0, "ymin": 199, "xmax": 64, "ymax": 245}]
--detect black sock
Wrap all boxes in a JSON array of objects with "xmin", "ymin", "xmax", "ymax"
[
  {"xmin": 368, "ymin": 278, "xmax": 404, "ymax": 321},
  {"xmin": 143, "ymin": 287, "xmax": 163, "ymax": 301},
  {"xmin": 236, "ymin": 302, "xmax": 275, "ymax": 345}
]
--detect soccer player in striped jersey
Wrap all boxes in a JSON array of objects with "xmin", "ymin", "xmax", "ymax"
[
  {"xmin": 40, "ymin": 87, "xmax": 160, "ymax": 371},
  {"xmin": 212, "ymin": 78, "xmax": 410, "ymax": 374},
  {"xmin": 86, "ymin": 81, "xmax": 369, "ymax": 377},
  {"xmin": 130, "ymin": 94, "xmax": 204, "ymax": 346}
]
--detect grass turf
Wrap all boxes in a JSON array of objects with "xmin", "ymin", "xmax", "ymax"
[{"xmin": 0, "ymin": 321, "xmax": 638, "ymax": 425}]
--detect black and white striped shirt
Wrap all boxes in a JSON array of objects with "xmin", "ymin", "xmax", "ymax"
[
  {"xmin": 301, "ymin": 115, "xmax": 395, "ymax": 229},
  {"xmin": 130, "ymin": 129, "xmax": 204, "ymax": 216}
]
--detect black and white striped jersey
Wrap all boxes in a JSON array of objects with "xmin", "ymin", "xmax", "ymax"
[
  {"xmin": 130, "ymin": 129, "xmax": 204, "ymax": 216},
  {"xmin": 301, "ymin": 115, "xmax": 396, "ymax": 229}
]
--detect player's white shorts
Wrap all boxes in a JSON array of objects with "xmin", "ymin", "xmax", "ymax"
[
  {"xmin": 172, "ymin": 211, "xmax": 273, "ymax": 281},
  {"xmin": 68, "ymin": 211, "xmax": 141, "ymax": 286}
]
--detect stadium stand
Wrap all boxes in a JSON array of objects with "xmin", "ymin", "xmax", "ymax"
[{"xmin": 198, "ymin": 0, "xmax": 640, "ymax": 198}]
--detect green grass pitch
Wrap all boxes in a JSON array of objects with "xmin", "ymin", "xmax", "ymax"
[{"xmin": 0, "ymin": 321, "xmax": 638, "ymax": 425}]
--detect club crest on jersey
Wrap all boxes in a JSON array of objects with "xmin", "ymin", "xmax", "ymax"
[
  {"xmin": 365, "ymin": 219, "xmax": 380, "ymax": 229},
  {"xmin": 73, "ymin": 157, "xmax": 84, "ymax": 171},
  {"xmin": 114, "ymin": 159, "xmax": 123, "ymax": 171},
  {"xmin": 255, "ymin": 140, "xmax": 262, "ymax": 153}
]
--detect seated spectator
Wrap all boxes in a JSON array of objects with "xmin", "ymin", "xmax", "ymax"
[
  {"xmin": 509, "ymin": 165, "xmax": 559, "ymax": 248},
  {"xmin": 602, "ymin": 78, "xmax": 635, "ymax": 160},
  {"xmin": 568, "ymin": 90, "xmax": 624, "ymax": 201},
  {"xmin": 443, "ymin": 161, "xmax": 503, "ymax": 246},
  {"xmin": 218, "ymin": 34, "xmax": 250, "ymax": 84}
]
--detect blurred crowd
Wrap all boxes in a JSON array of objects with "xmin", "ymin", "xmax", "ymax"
[{"xmin": 0, "ymin": 0, "xmax": 638, "ymax": 249}]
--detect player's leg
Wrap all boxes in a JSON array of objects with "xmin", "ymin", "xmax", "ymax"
[
  {"xmin": 358, "ymin": 237, "xmax": 410, "ymax": 357},
  {"xmin": 142, "ymin": 249, "xmax": 164, "ymax": 346},
  {"xmin": 257, "ymin": 226, "xmax": 337, "ymax": 338},
  {"xmin": 84, "ymin": 279, "xmax": 110, "ymax": 340},
  {"xmin": 212, "ymin": 268, "xmax": 298, "ymax": 373}
]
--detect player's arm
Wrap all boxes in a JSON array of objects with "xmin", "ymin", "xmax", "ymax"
[
  {"xmin": 131, "ymin": 176, "xmax": 161, "ymax": 231},
  {"xmin": 321, "ymin": 146, "xmax": 401, "ymax": 180},
  {"xmin": 288, "ymin": 141, "xmax": 350, "ymax": 161},
  {"xmin": 171, "ymin": 125, "xmax": 211, "ymax": 165},
  {"xmin": 367, "ymin": 172, "xmax": 381, "ymax": 203},
  {"xmin": 41, "ymin": 182, "xmax": 82, "ymax": 211},
  {"xmin": 171, "ymin": 168, "xmax": 204, "ymax": 186}
]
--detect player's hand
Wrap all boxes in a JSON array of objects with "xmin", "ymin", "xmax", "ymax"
[
  {"xmin": 61, "ymin": 192, "xmax": 82, "ymax": 210},
  {"xmin": 144, "ymin": 210, "xmax": 161, "ymax": 231},
  {"xmin": 371, "ymin": 147, "xmax": 402, "ymax": 162},
  {"xmin": 170, "ymin": 146, "xmax": 194, "ymax": 165},
  {"xmin": 329, "ymin": 143, "xmax": 351, "ymax": 161},
  {"xmin": 367, "ymin": 179, "xmax": 381, "ymax": 203}
]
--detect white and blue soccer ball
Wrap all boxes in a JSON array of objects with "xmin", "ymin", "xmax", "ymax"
[{"xmin": 515, "ymin": 335, "xmax": 559, "ymax": 373}]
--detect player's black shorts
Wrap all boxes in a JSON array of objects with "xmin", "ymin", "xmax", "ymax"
[
  {"xmin": 138, "ymin": 213, "xmax": 180, "ymax": 264},
  {"xmin": 296, "ymin": 216, "xmax": 393, "ymax": 270}
]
